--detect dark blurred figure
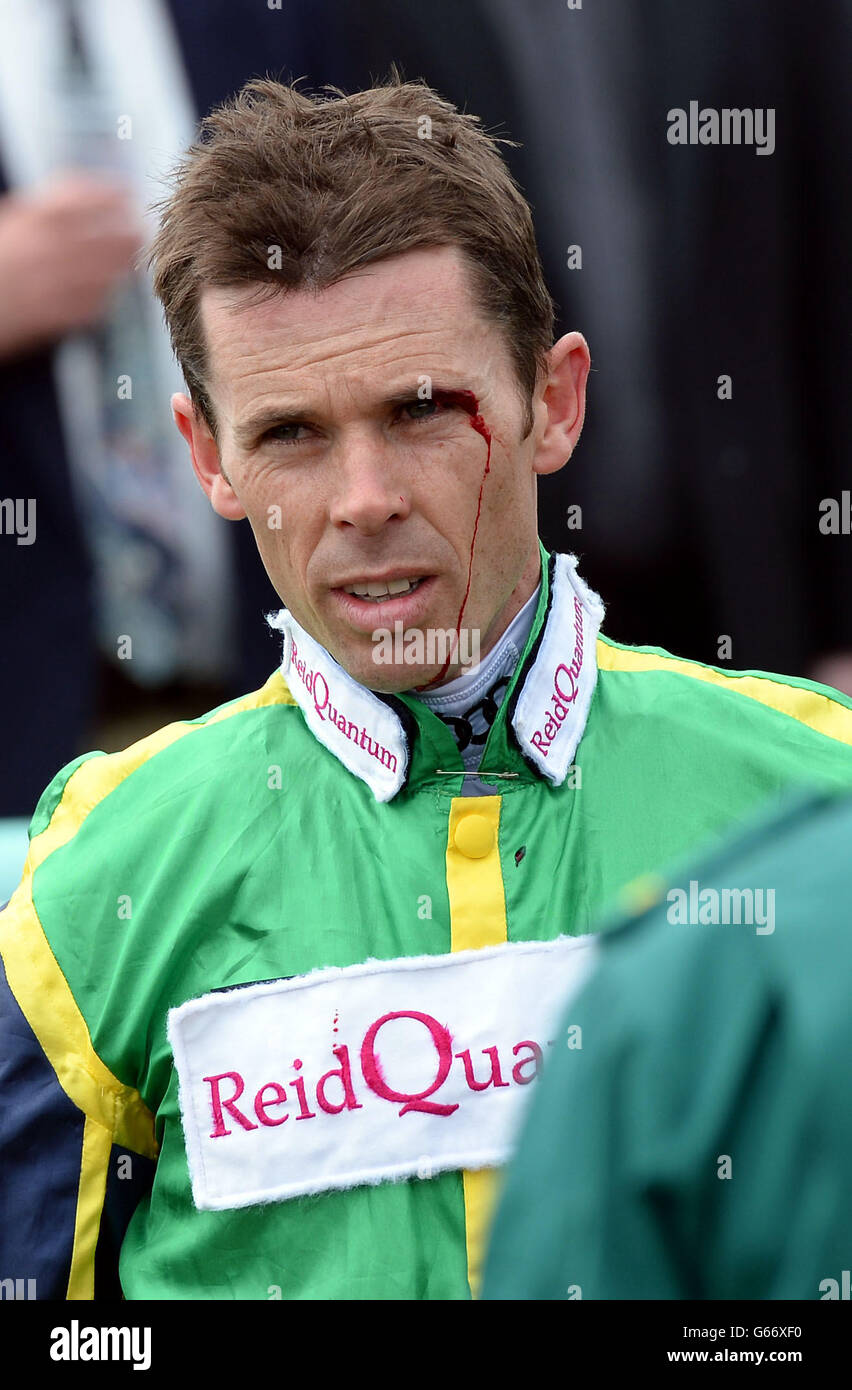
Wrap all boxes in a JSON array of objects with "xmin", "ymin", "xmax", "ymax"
[
  {"xmin": 482, "ymin": 789, "xmax": 852, "ymax": 1300},
  {"xmin": 351, "ymin": 0, "xmax": 852, "ymax": 681}
]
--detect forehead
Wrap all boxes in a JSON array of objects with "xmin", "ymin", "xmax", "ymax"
[{"xmin": 199, "ymin": 245, "xmax": 507, "ymax": 414}]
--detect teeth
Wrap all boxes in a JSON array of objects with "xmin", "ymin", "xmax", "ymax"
[{"xmin": 344, "ymin": 577, "xmax": 421, "ymax": 600}]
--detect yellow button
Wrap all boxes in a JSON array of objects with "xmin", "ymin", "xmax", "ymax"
[{"xmin": 453, "ymin": 814, "xmax": 494, "ymax": 859}]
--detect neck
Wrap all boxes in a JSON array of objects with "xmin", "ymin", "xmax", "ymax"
[
  {"xmin": 411, "ymin": 583, "xmax": 540, "ymax": 709},
  {"xmin": 481, "ymin": 546, "xmax": 542, "ymax": 663},
  {"xmin": 423, "ymin": 544, "xmax": 543, "ymax": 693}
]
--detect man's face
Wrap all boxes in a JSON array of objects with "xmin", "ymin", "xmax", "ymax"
[{"xmin": 181, "ymin": 245, "xmax": 583, "ymax": 691}]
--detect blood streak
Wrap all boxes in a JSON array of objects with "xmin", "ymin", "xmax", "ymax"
[{"xmin": 415, "ymin": 389, "xmax": 492, "ymax": 690}]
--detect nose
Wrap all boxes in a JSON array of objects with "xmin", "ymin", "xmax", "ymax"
[{"xmin": 329, "ymin": 430, "xmax": 410, "ymax": 534}]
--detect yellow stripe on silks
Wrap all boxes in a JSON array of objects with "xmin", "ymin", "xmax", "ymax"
[
  {"xmin": 0, "ymin": 670, "xmax": 298, "ymax": 1296},
  {"xmin": 0, "ymin": 888, "xmax": 158, "ymax": 1158},
  {"xmin": 446, "ymin": 796, "xmax": 507, "ymax": 1300},
  {"xmin": 446, "ymin": 797, "xmax": 506, "ymax": 953},
  {"xmin": 67, "ymin": 1116, "xmax": 113, "ymax": 1300},
  {"xmin": 461, "ymin": 1167, "xmax": 505, "ymax": 1298},
  {"xmin": 597, "ymin": 639, "xmax": 852, "ymax": 744}
]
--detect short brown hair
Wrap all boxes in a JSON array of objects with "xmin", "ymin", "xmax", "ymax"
[{"xmin": 149, "ymin": 71, "xmax": 554, "ymax": 440}]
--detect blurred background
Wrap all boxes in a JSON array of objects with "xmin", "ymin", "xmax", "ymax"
[{"xmin": 0, "ymin": 0, "xmax": 849, "ymax": 850}]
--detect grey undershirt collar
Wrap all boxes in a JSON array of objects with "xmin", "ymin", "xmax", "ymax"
[{"xmin": 407, "ymin": 585, "xmax": 541, "ymax": 792}]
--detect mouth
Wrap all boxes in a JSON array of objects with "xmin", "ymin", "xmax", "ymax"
[
  {"xmin": 329, "ymin": 573, "xmax": 438, "ymax": 632},
  {"xmin": 341, "ymin": 576, "xmax": 426, "ymax": 602}
]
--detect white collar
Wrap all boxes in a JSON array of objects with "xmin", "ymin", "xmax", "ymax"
[{"xmin": 267, "ymin": 553, "xmax": 605, "ymax": 802}]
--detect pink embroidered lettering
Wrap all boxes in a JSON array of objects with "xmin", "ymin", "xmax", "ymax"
[
  {"xmin": 289, "ymin": 640, "xmax": 398, "ymax": 774},
  {"xmin": 199, "ymin": 1027, "xmax": 555, "ymax": 1138},
  {"xmin": 454, "ymin": 1045, "xmax": 510, "ymax": 1092},
  {"xmin": 360, "ymin": 1010, "xmax": 459, "ymax": 1117},
  {"xmin": 316, "ymin": 1044, "xmax": 364, "ymax": 1115},
  {"xmin": 290, "ymin": 1059, "xmax": 317, "ymax": 1120},
  {"xmin": 204, "ymin": 1071, "xmax": 258, "ymax": 1137},
  {"xmin": 511, "ymin": 1041, "xmax": 544, "ymax": 1085},
  {"xmin": 254, "ymin": 1082, "xmax": 289, "ymax": 1127},
  {"xmin": 530, "ymin": 598, "xmax": 585, "ymax": 756}
]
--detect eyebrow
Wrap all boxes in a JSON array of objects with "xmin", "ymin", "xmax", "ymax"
[{"xmin": 231, "ymin": 385, "xmax": 468, "ymax": 450}]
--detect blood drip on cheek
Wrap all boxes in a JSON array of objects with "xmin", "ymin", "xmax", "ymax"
[{"xmin": 414, "ymin": 389, "xmax": 493, "ymax": 690}]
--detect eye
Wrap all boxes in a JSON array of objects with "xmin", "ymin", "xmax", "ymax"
[
  {"xmin": 398, "ymin": 397, "xmax": 448, "ymax": 423},
  {"xmin": 264, "ymin": 422, "xmax": 310, "ymax": 446},
  {"xmin": 400, "ymin": 398, "xmax": 437, "ymax": 422}
]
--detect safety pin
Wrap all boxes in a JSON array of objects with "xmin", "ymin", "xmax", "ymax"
[{"xmin": 434, "ymin": 769, "xmax": 520, "ymax": 778}]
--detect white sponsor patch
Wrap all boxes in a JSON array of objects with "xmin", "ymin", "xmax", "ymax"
[{"xmin": 168, "ymin": 936, "xmax": 598, "ymax": 1210}]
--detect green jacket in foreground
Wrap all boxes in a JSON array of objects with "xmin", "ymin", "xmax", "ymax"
[
  {"xmin": 3, "ymin": 547, "xmax": 852, "ymax": 1301},
  {"xmin": 482, "ymin": 788, "xmax": 852, "ymax": 1301}
]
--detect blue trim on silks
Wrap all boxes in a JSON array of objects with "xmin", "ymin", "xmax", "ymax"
[
  {"xmin": 0, "ymin": 954, "xmax": 83, "ymax": 1299},
  {"xmin": 94, "ymin": 1144, "xmax": 156, "ymax": 1301}
]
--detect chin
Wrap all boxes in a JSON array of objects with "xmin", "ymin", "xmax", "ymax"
[
  {"xmin": 339, "ymin": 654, "xmax": 448, "ymax": 696},
  {"xmin": 352, "ymin": 661, "xmax": 425, "ymax": 695}
]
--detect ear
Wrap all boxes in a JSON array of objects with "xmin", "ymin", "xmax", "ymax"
[
  {"xmin": 171, "ymin": 392, "xmax": 246, "ymax": 520},
  {"xmin": 531, "ymin": 332, "xmax": 591, "ymax": 477}
]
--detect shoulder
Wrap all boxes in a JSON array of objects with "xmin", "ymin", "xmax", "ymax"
[
  {"xmin": 595, "ymin": 633, "xmax": 852, "ymax": 752},
  {"xmin": 26, "ymin": 670, "xmax": 298, "ymax": 866}
]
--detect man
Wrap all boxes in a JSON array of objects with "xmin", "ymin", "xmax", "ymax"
[
  {"xmin": 2, "ymin": 75, "xmax": 852, "ymax": 1302},
  {"xmin": 482, "ymin": 787, "xmax": 852, "ymax": 1302}
]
